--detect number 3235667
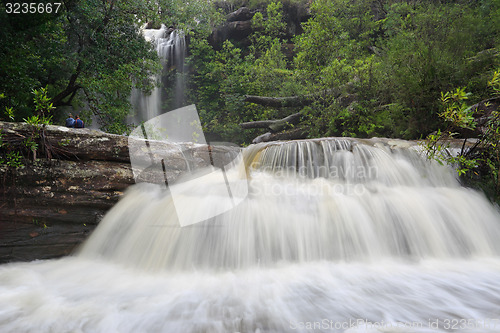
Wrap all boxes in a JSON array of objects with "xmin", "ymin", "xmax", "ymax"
[{"xmin": 5, "ymin": 3, "xmax": 62, "ymax": 14}]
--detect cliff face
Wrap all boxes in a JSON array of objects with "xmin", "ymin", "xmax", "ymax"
[
  {"xmin": 209, "ymin": 2, "xmax": 310, "ymax": 53},
  {"xmin": 0, "ymin": 121, "xmax": 239, "ymax": 263}
]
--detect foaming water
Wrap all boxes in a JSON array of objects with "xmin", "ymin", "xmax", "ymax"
[
  {"xmin": 2, "ymin": 258, "xmax": 500, "ymax": 332},
  {"xmin": 78, "ymin": 139, "xmax": 500, "ymax": 269},
  {"xmin": 2, "ymin": 138, "xmax": 500, "ymax": 332}
]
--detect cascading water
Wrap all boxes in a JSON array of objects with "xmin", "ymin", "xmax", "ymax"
[
  {"xmin": 2, "ymin": 138, "xmax": 500, "ymax": 332},
  {"xmin": 130, "ymin": 25, "xmax": 186, "ymax": 124}
]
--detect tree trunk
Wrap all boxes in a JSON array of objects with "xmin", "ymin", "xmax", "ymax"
[
  {"xmin": 51, "ymin": 62, "xmax": 82, "ymax": 107},
  {"xmin": 240, "ymin": 112, "xmax": 303, "ymax": 132},
  {"xmin": 244, "ymin": 94, "xmax": 316, "ymax": 108},
  {"xmin": 242, "ymin": 81, "xmax": 358, "ymax": 108},
  {"xmin": 241, "ymin": 81, "xmax": 359, "ymax": 143}
]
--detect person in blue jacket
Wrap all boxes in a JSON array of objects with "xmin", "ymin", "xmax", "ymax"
[
  {"xmin": 65, "ymin": 114, "xmax": 75, "ymax": 128},
  {"xmin": 75, "ymin": 115, "xmax": 84, "ymax": 128}
]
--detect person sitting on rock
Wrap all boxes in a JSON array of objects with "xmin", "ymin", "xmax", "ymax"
[
  {"xmin": 65, "ymin": 114, "xmax": 75, "ymax": 128},
  {"xmin": 75, "ymin": 115, "xmax": 84, "ymax": 128}
]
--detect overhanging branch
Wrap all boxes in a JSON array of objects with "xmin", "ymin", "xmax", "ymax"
[{"xmin": 51, "ymin": 61, "xmax": 82, "ymax": 107}]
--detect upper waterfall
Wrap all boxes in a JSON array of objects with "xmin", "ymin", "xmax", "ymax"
[{"xmin": 130, "ymin": 25, "xmax": 187, "ymax": 124}]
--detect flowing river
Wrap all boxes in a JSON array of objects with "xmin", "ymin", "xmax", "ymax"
[{"xmin": 1, "ymin": 138, "xmax": 500, "ymax": 332}]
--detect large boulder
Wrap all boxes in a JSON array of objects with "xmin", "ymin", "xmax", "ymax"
[
  {"xmin": 209, "ymin": 2, "xmax": 310, "ymax": 48},
  {"xmin": 227, "ymin": 6, "xmax": 253, "ymax": 22}
]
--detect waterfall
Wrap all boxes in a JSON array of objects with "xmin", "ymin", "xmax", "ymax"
[
  {"xmin": 77, "ymin": 138, "xmax": 500, "ymax": 269},
  {"xmin": 1, "ymin": 138, "xmax": 500, "ymax": 332},
  {"xmin": 130, "ymin": 25, "xmax": 186, "ymax": 124}
]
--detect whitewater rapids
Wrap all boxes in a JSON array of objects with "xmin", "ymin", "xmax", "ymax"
[{"xmin": 1, "ymin": 138, "xmax": 500, "ymax": 332}]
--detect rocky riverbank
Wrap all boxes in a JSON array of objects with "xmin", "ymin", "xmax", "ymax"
[{"xmin": 0, "ymin": 121, "xmax": 239, "ymax": 263}]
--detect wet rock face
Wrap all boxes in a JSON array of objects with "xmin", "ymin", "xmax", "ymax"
[
  {"xmin": 0, "ymin": 121, "xmax": 241, "ymax": 263},
  {"xmin": 227, "ymin": 6, "xmax": 253, "ymax": 22},
  {"xmin": 209, "ymin": 2, "xmax": 310, "ymax": 49}
]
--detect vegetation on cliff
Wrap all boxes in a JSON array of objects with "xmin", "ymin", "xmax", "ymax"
[
  {"xmin": 1, "ymin": 0, "xmax": 500, "ymax": 199},
  {"xmin": 187, "ymin": 0, "xmax": 500, "ymax": 144},
  {"xmin": 0, "ymin": 0, "xmax": 218, "ymax": 133}
]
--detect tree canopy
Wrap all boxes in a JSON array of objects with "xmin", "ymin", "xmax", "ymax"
[
  {"xmin": 0, "ymin": 0, "xmax": 218, "ymax": 133},
  {"xmin": 1, "ymin": 0, "xmax": 499, "ymax": 139},
  {"xmin": 2, "ymin": 0, "xmax": 500, "ymax": 200},
  {"xmin": 186, "ymin": 0, "xmax": 500, "ymax": 143}
]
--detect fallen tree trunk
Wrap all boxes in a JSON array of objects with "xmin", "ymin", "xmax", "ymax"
[
  {"xmin": 243, "ymin": 81, "xmax": 358, "ymax": 108},
  {"xmin": 241, "ymin": 81, "xmax": 358, "ymax": 143},
  {"xmin": 244, "ymin": 94, "xmax": 317, "ymax": 108},
  {"xmin": 240, "ymin": 112, "xmax": 303, "ymax": 132},
  {"xmin": 243, "ymin": 88, "xmax": 342, "ymax": 108}
]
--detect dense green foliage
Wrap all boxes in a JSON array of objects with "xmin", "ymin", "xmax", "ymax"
[
  {"xmin": 187, "ymin": 0, "xmax": 500, "ymax": 200},
  {"xmin": 1, "ymin": 0, "xmax": 500, "ymax": 140},
  {"xmin": 188, "ymin": 1, "xmax": 305, "ymax": 142},
  {"xmin": 423, "ymin": 71, "xmax": 500, "ymax": 202},
  {"xmin": 2, "ymin": 0, "xmax": 500, "ymax": 199},
  {"xmin": 0, "ymin": 0, "xmax": 218, "ymax": 133},
  {"xmin": 187, "ymin": 0, "xmax": 500, "ymax": 144}
]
